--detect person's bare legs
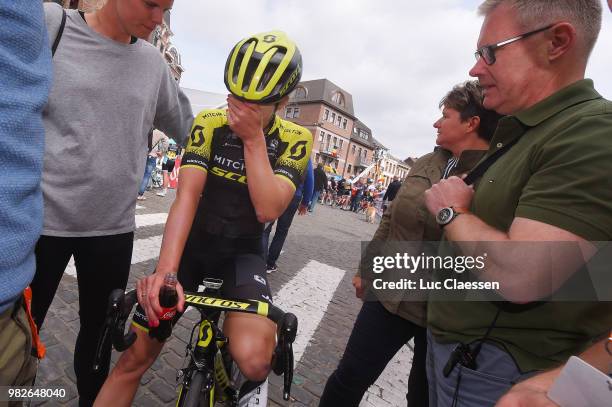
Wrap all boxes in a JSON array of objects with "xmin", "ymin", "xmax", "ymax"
[
  {"xmin": 94, "ymin": 328, "xmax": 164, "ymax": 407},
  {"xmin": 95, "ymin": 313, "xmax": 276, "ymax": 406},
  {"xmin": 224, "ymin": 312, "xmax": 277, "ymax": 381}
]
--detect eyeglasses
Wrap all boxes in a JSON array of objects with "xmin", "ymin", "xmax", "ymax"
[{"xmin": 474, "ymin": 24, "xmax": 555, "ymax": 65}]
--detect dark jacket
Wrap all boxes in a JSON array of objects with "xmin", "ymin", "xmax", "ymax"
[
  {"xmin": 313, "ymin": 166, "xmax": 328, "ymax": 192},
  {"xmin": 359, "ymin": 147, "xmax": 487, "ymax": 326},
  {"xmin": 383, "ymin": 180, "xmax": 402, "ymax": 201}
]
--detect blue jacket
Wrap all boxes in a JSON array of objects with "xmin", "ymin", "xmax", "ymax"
[
  {"xmin": 295, "ymin": 160, "xmax": 314, "ymax": 205},
  {"xmin": 0, "ymin": 1, "xmax": 52, "ymax": 312}
]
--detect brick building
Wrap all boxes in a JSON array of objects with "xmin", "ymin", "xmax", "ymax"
[
  {"xmin": 344, "ymin": 119, "xmax": 377, "ymax": 178},
  {"xmin": 284, "ymin": 79, "xmax": 359, "ymax": 176}
]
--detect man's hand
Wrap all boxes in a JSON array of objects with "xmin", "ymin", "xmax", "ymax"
[
  {"xmin": 495, "ymin": 384, "xmax": 558, "ymax": 407},
  {"xmin": 424, "ymin": 176, "xmax": 474, "ymax": 216},
  {"xmin": 227, "ymin": 95, "xmax": 265, "ymax": 145},
  {"xmin": 298, "ymin": 203, "xmax": 308, "ymax": 215},
  {"xmin": 352, "ymin": 275, "xmax": 365, "ymax": 299},
  {"xmin": 136, "ymin": 272, "xmax": 185, "ymax": 328}
]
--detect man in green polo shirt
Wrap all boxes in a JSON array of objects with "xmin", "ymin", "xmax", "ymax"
[{"xmin": 423, "ymin": 0, "xmax": 612, "ymax": 405}]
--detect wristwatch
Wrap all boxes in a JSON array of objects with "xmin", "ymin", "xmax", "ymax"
[{"xmin": 436, "ymin": 207, "xmax": 468, "ymax": 228}]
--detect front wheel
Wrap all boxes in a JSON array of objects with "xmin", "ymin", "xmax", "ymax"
[{"xmin": 178, "ymin": 371, "xmax": 212, "ymax": 407}]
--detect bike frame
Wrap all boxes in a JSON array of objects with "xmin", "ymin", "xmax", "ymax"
[{"xmin": 95, "ymin": 285, "xmax": 297, "ymax": 406}]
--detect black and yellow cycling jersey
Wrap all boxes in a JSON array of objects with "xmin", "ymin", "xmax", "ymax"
[
  {"xmin": 166, "ymin": 143, "xmax": 179, "ymax": 160},
  {"xmin": 182, "ymin": 109, "xmax": 312, "ymax": 237}
]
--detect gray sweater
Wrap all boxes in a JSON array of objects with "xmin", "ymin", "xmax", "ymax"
[{"xmin": 42, "ymin": 5, "xmax": 193, "ymax": 236}]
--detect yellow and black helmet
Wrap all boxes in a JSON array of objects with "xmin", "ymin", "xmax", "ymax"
[{"xmin": 224, "ymin": 31, "xmax": 302, "ymax": 104}]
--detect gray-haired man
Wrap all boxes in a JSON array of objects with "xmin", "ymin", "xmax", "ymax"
[{"xmin": 424, "ymin": 0, "xmax": 612, "ymax": 405}]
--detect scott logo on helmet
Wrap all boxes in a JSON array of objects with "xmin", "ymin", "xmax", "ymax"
[
  {"xmin": 263, "ymin": 35, "xmax": 277, "ymax": 43},
  {"xmin": 278, "ymin": 66, "xmax": 301, "ymax": 97}
]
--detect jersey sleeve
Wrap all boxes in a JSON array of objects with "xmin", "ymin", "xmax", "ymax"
[
  {"xmin": 181, "ymin": 110, "xmax": 223, "ymax": 173},
  {"xmin": 274, "ymin": 126, "xmax": 313, "ymax": 190}
]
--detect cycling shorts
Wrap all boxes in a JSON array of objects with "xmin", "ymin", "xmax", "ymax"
[
  {"xmin": 132, "ymin": 227, "xmax": 272, "ymax": 334},
  {"xmin": 162, "ymin": 159, "xmax": 176, "ymax": 173}
]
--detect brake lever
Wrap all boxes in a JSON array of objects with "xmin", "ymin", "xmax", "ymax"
[
  {"xmin": 112, "ymin": 289, "xmax": 138, "ymax": 352},
  {"xmin": 93, "ymin": 289, "xmax": 124, "ymax": 371},
  {"xmin": 279, "ymin": 313, "xmax": 298, "ymax": 401}
]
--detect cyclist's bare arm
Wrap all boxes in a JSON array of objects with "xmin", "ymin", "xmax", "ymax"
[
  {"xmin": 227, "ymin": 96, "xmax": 295, "ymax": 222},
  {"xmin": 139, "ymin": 167, "xmax": 207, "ymax": 326}
]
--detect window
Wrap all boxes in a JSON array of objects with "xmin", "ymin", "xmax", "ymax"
[
  {"xmin": 358, "ymin": 148, "xmax": 362, "ymax": 158},
  {"xmin": 352, "ymin": 145, "xmax": 356, "ymax": 155},
  {"xmin": 285, "ymin": 107, "xmax": 292, "ymax": 118},
  {"xmin": 293, "ymin": 107, "xmax": 300, "ymax": 118},
  {"xmin": 294, "ymin": 86, "xmax": 307, "ymax": 99},
  {"xmin": 324, "ymin": 109, "xmax": 330, "ymax": 121},
  {"xmin": 347, "ymin": 164, "xmax": 352, "ymax": 173},
  {"xmin": 330, "ymin": 112, "xmax": 336, "ymax": 123},
  {"xmin": 338, "ymin": 139, "xmax": 343, "ymax": 149},
  {"xmin": 331, "ymin": 91, "xmax": 345, "ymax": 106},
  {"xmin": 336, "ymin": 115, "xmax": 341, "ymax": 126},
  {"xmin": 342, "ymin": 118, "xmax": 348, "ymax": 129},
  {"xmin": 319, "ymin": 131, "xmax": 325, "ymax": 142},
  {"xmin": 333, "ymin": 137, "xmax": 337, "ymax": 147}
]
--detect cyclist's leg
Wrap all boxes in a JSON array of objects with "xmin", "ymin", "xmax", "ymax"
[
  {"xmin": 319, "ymin": 300, "xmax": 422, "ymax": 407},
  {"xmin": 221, "ymin": 253, "xmax": 276, "ymax": 382},
  {"xmin": 94, "ymin": 323, "xmax": 165, "ymax": 407},
  {"xmin": 73, "ymin": 233, "xmax": 133, "ymax": 406},
  {"xmin": 95, "ymin": 232, "xmax": 207, "ymax": 407}
]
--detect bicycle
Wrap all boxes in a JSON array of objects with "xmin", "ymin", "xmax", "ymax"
[
  {"xmin": 94, "ymin": 278, "xmax": 298, "ymax": 407},
  {"xmin": 150, "ymin": 165, "xmax": 163, "ymax": 189}
]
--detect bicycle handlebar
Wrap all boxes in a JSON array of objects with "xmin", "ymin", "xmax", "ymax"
[{"xmin": 94, "ymin": 289, "xmax": 298, "ymax": 400}]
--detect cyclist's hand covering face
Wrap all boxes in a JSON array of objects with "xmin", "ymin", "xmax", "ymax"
[
  {"xmin": 136, "ymin": 272, "xmax": 185, "ymax": 327},
  {"xmin": 226, "ymin": 95, "xmax": 266, "ymax": 144}
]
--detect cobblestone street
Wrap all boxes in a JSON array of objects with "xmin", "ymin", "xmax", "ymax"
[{"xmin": 35, "ymin": 190, "xmax": 415, "ymax": 406}]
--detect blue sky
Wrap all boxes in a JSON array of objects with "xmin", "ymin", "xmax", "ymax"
[{"xmin": 170, "ymin": 0, "xmax": 612, "ymax": 158}]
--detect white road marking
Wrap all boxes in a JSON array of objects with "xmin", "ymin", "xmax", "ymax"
[
  {"xmin": 135, "ymin": 213, "xmax": 168, "ymax": 228},
  {"xmin": 361, "ymin": 344, "xmax": 413, "ymax": 407},
  {"xmin": 272, "ymin": 259, "xmax": 345, "ymax": 362}
]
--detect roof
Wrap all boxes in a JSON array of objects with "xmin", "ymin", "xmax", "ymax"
[
  {"xmin": 181, "ymin": 87, "xmax": 227, "ymax": 113},
  {"xmin": 350, "ymin": 119, "xmax": 376, "ymax": 148},
  {"xmin": 372, "ymin": 137, "xmax": 388, "ymax": 150},
  {"xmin": 289, "ymin": 79, "xmax": 355, "ymax": 118}
]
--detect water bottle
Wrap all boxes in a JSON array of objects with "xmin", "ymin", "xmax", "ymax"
[{"xmin": 150, "ymin": 273, "xmax": 178, "ymax": 341}]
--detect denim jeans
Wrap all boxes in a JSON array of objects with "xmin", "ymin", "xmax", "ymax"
[
  {"xmin": 426, "ymin": 329, "xmax": 530, "ymax": 406},
  {"xmin": 138, "ymin": 156, "xmax": 157, "ymax": 196},
  {"xmin": 309, "ymin": 189, "xmax": 321, "ymax": 212}
]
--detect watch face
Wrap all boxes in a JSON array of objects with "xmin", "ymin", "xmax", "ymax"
[{"xmin": 436, "ymin": 207, "xmax": 453, "ymax": 225}]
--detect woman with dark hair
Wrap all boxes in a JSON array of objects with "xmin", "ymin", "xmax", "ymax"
[{"xmin": 319, "ymin": 80, "xmax": 502, "ymax": 407}]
